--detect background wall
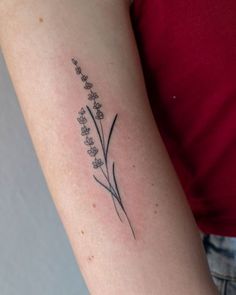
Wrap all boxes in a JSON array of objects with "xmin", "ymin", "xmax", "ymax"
[{"xmin": 0, "ymin": 52, "xmax": 89, "ymax": 294}]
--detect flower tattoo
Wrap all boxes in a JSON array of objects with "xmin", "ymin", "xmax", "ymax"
[
  {"xmin": 72, "ymin": 57, "xmax": 135, "ymax": 239},
  {"xmin": 87, "ymin": 146, "xmax": 98, "ymax": 157},
  {"xmin": 92, "ymin": 158, "xmax": 104, "ymax": 169}
]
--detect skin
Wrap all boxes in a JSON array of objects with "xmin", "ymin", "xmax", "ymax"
[{"xmin": 0, "ymin": 0, "xmax": 219, "ymax": 294}]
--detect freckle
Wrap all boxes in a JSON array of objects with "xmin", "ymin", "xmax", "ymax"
[
  {"xmin": 132, "ymin": 164, "xmax": 135, "ymax": 168},
  {"xmin": 151, "ymin": 183, "xmax": 154, "ymax": 186},
  {"xmin": 39, "ymin": 17, "xmax": 44, "ymax": 23},
  {"xmin": 81, "ymin": 230, "xmax": 84, "ymax": 235},
  {"xmin": 88, "ymin": 255, "xmax": 94, "ymax": 262},
  {"xmin": 154, "ymin": 210, "xmax": 157, "ymax": 214},
  {"xmin": 155, "ymin": 203, "xmax": 159, "ymax": 207},
  {"xmin": 92, "ymin": 203, "xmax": 96, "ymax": 208}
]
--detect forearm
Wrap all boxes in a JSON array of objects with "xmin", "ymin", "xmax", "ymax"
[{"xmin": 0, "ymin": 1, "xmax": 218, "ymax": 294}]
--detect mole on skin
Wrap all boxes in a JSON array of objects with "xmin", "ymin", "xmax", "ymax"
[
  {"xmin": 39, "ymin": 17, "xmax": 44, "ymax": 23},
  {"xmin": 88, "ymin": 255, "xmax": 94, "ymax": 262},
  {"xmin": 92, "ymin": 203, "xmax": 96, "ymax": 208},
  {"xmin": 154, "ymin": 203, "xmax": 159, "ymax": 214}
]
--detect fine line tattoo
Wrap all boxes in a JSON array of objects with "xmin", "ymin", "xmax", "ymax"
[{"xmin": 71, "ymin": 58, "xmax": 136, "ymax": 239}]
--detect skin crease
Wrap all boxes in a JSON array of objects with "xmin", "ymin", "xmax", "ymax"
[{"xmin": 0, "ymin": 0, "xmax": 219, "ymax": 294}]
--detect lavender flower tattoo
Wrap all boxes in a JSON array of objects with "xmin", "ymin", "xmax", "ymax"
[{"xmin": 72, "ymin": 58, "xmax": 135, "ymax": 239}]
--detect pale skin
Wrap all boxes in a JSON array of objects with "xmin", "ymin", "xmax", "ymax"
[{"xmin": 0, "ymin": 1, "xmax": 219, "ymax": 294}]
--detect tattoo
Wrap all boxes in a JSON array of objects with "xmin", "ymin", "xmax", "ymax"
[{"xmin": 71, "ymin": 58, "xmax": 136, "ymax": 239}]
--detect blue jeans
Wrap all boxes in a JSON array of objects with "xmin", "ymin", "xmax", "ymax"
[{"xmin": 201, "ymin": 232, "xmax": 236, "ymax": 295}]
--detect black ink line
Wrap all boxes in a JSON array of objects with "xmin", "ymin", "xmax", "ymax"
[
  {"xmin": 93, "ymin": 175, "xmax": 117, "ymax": 199},
  {"xmin": 105, "ymin": 114, "xmax": 118, "ymax": 163},
  {"xmin": 99, "ymin": 119, "xmax": 106, "ymax": 159},
  {"xmin": 112, "ymin": 162, "xmax": 136, "ymax": 239},
  {"xmin": 112, "ymin": 162, "xmax": 121, "ymax": 202},
  {"xmin": 100, "ymin": 166, "xmax": 123, "ymax": 221}
]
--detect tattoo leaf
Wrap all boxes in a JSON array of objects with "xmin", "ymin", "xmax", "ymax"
[{"xmin": 105, "ymin": 114, "xmax": 118, "ymax": 162}]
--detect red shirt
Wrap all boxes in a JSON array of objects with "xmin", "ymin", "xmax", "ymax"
[{"xmin": 131, "ymin": 0, "xmax": 236, "ymax": 236}]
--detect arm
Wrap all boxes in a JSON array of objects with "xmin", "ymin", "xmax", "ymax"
[{"xmin": 0, "ymin": 1, "xmax": 218, "ymax": 294}]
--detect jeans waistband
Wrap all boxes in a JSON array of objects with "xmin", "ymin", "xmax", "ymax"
[{"xmin": 200, "ymin": 231, "xmax": 236, "ymax": 280}]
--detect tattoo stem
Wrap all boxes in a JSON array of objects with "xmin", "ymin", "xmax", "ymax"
[{"xmin": 100, "ymin": 166, "xmax": 123, "ymax": 222}]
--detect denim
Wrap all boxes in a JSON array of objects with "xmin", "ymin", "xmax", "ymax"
[{"xmin": 201, "ymin": 232, "xmax": 236, "ymax": 295}]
